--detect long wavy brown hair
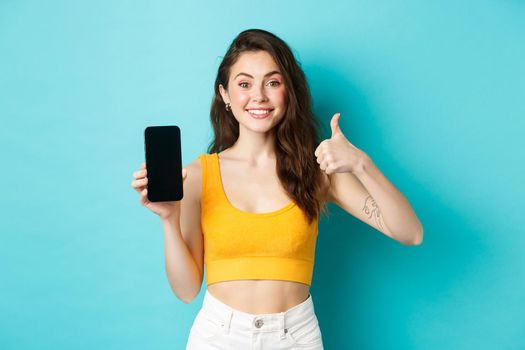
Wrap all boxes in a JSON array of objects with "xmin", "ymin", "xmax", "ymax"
[{"xmin": 206, "ymin": 28, "xmax": 330, "ymax": 224}]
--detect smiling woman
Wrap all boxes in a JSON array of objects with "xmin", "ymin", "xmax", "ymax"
[
  {"xmin": 130, "ymin": 27, "xmax": 423, "ymax": 350},
  {"xmin": 184, "ymin": 28, "xmax": 328, "ymax": 350}
]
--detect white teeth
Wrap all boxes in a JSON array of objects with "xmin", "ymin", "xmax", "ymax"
[{"xmin": 248, "ymin": 110, "xmax": 272, "ymax": 115}]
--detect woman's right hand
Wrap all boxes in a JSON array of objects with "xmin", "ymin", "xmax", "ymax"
[{"xmin": 131, "ymin": 162, "xmax": 188, "ymax": 220}]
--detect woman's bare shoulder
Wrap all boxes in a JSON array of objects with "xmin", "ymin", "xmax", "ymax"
[{"xmin": 183, "ymin": 155, "xmax": 205, "ymax": 203}]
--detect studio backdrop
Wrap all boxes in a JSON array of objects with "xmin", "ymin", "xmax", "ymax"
[{"xmin": 1, "ymin": 0, "xmax": 523, "ymax": 349}]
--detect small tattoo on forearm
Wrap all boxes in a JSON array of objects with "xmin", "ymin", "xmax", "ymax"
[{"xmin": 362, "ymin": 195, "xmax": 384, "ymax": 230}]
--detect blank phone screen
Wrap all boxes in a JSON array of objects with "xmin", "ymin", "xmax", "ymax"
[{"xmin": 144, "ymin": 125, "xmax": 183, "ymax": 202}]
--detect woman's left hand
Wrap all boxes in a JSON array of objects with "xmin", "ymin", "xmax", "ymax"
[{"xmin": 314, "ymin": 113, "xmax": 365, "ymax": 175}]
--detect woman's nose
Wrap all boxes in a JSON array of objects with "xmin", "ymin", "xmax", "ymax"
[{"xmin": 251, "ymin": 86, "xmax": 268, "ymax": 102}]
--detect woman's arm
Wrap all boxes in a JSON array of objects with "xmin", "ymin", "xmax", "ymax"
[
  {"xmin": 161, "ymin": 216, "xmax": 203, "ymax": 304},
  {"xmin": 353, "ymin": 153, "xmax": 423, "ymax": 245},
  {"xmin": 316, "ymin": 113, "xmax": 423, "ymax": 245},
  {"xmin": 160, "ymin": 158, "xmax": 205, "ymax": 304}
]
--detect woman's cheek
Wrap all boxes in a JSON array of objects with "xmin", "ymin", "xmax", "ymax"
[
  {"xmin": 274, "ymin": 92, "xmax": 287, "ymax": 105},
  {"xmin": 235, "ymin": 92, "xmax": 250, "ymax": 104}
]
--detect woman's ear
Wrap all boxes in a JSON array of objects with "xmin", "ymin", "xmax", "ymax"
[{"xmin": 219, "ymin": 84, "xmax": 229, "ymax": 104}]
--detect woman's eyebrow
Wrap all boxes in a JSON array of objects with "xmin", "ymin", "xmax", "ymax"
[{"xmin": 234, "ymin": 70, "xmax": 281, "ymax": 79}]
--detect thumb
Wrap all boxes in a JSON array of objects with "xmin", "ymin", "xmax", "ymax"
[
  {"xmin": 182, "ymin": 168, "xmax": 187, "ymax": 180},
  {"xmin": 330, "ymin": 113, "xmax": 341, "ymax": 138}
]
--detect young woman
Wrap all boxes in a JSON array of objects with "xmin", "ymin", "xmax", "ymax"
[{"xmin": 131, "ymin": 29, "xmax": 423, "ymax": 350}]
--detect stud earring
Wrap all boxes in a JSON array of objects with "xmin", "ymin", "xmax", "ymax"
[{"xmin": 225, "ymin": 103, "xmax": 231, "ymax": 111}]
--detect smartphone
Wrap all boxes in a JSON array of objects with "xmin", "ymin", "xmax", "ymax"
[{"xmin": 144, "ymin": 125, "xmax": 183, "ymax": 202}]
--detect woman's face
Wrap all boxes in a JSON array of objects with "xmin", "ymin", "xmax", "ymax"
[{"xmin": 219, "ymin": 50, "xmax": 288, "ymax": 132}]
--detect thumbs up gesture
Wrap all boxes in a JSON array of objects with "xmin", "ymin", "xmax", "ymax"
[{"xmin": 314, "ymin": 113, "xmax": 365, "ymax": 175}]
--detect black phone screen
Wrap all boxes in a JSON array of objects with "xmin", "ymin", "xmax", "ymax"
[{"xmin": 144, "ymin": 125, "xmax": 183, "ymax": 202}]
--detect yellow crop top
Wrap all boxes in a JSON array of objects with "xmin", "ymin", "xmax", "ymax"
[{"xmin": 199, "ymin": 153, "xmax": 319, "ymax": 287}]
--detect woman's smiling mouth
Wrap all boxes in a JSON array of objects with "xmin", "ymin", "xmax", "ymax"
[{"xmin": 246, "ymin": 109, "xmax": 274, "ymax": 119}]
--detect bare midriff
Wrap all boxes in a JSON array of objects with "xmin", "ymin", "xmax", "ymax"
[{"xmin": 207, "ymin": 279, "xmax": 311, "ymax": 314}]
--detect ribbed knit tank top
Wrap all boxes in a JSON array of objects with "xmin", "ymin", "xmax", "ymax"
[{"xmin": 199, "ymin": 153, "xmax": 319, "ymax": 286}]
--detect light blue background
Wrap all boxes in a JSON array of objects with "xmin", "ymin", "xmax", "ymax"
[{"xmin": 1, "ymin": 0, "xmax": 524, "ymax": 349}]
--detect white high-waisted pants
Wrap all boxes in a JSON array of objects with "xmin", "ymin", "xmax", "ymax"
[{"xmin": 186, "ymin": 289, "xmax": 324, "ymax": 349}]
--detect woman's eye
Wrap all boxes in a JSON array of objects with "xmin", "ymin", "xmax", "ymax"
[{"xmin": 238, "ymin": 81, "xmax": 280, "ymax": 88}]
